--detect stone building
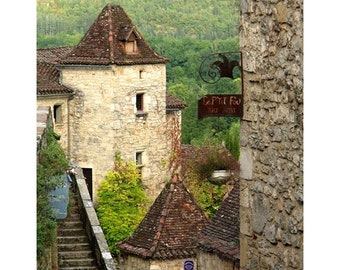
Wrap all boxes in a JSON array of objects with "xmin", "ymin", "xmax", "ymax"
[
  {"xmin": 239, "ymin": 0, "xmax": 303, "ymax": 269},
  {"xmin": 37, "ymin": 4, "xmax": 186, "ymax": 202},
  {"xmin": 117, "ymin": 174, "xmax": 208, "ymax": 270}
]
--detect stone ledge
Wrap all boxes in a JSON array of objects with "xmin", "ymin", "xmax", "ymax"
[{"xmin": 74, "ymin": 166, "xmax": 117, "ymax": 270}]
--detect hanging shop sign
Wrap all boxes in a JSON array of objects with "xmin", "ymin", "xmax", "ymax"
[
  {"xmin": 198, "ymin": 94, "xmax": 243, "ymax": 119},
  {"xmin": 198, "ymin": 52, "xmax": 243, "ymax": 119}
]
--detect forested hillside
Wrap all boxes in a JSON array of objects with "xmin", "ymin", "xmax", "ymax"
[{"xmin": 37, "ymin": 0, "xmax": 240, "ymax": 148}]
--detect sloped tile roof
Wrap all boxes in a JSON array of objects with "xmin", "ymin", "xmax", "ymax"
[
  {"xmin": 59, "ymin": 4, "xmax": 168, "ymax": 65},
  {"xmin": 117, "ymin": 174, "xmax": 208, "ymax": 259},
  {"xmin": 197, "ymin": 181, "xmax": 240, "ymax": 264},
  {"xmin": 37, "ymin": 46, "xmax": 74, "ymax": 64},
  {"xmin": 37, "ymin": 47, "xmax": 74, "ymax": 96},
  {"xmin": 36, "ymin": 6, "xmax": 185, "ymax": 108},
  {"xmin": 166, "ymin": 92, "xmax": 187, "ymax": 109}
]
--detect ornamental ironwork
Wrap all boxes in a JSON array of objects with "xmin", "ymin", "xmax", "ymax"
[
  {"xmin": 199, "ymin": 52, "xmax": 242, "ymax": 84},
  {"xmin": 198, "ymin": 52, "xmax": 244, "ymax": 119}
]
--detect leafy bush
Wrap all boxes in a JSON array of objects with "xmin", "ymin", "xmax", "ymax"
[
  {"xmin": 224, "ymin": 120, "xmax": 240, "ymax": 160},
  {"xmin": 96, "ymin": 154, "xmax": 149, "ymax": 256},
  {"xmin": 184, "ymin": 142, "xmax": 240, "ymax": 182},
  {"xmin": 182, "ymin": 141, "xmax": 239, "ymax": 217},
  {"xmin": 37, "ymin": 127, "xmax": 70, "ymax": 265}
]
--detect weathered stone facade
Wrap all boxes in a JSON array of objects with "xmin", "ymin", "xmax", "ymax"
[
  {"xmin": 36, "ymin": 96, "xmax": 71, "ymax": 155},
  {"xmin": 120, "ymin": 255, "xmax": 197, "ymax": 270},
  {"xmin": 60, "ymin": 63, "xmax": 170, "ymax": 202},
  {"xmin": 239, "ymin": 0, "xmax": 303, "ymax": 269},
  {"xmin": 197, "ymin": 252, "xmax": 236, "ymax": 270}
]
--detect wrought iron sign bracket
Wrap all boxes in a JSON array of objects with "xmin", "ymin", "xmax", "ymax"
[{"xmin": 198, "ymin": 52, "xmax": 244, "ymax": 119}]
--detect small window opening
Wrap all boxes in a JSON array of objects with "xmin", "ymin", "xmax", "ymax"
[
  {"xmin": 53, "ymin": 104, "xmax": 62, "ymax": 124},
  {"xmin": 139, "ymin": 70, "xmax": 144, "ymax": 79},
  {"xmin": 136, "ymin": 152, "xmax": 143, "ymax": 167},
  {"xmin": 136, "ymin": 93, "xmax": 144, "ymax": 112},
  {"xmin": 125, "ymin": 40, "xmax": 137, "ymax": 53}
]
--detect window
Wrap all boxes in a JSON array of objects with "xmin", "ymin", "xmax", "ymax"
[
  {"xmin": 139, "ymin": 70, "xmax": 144, "ymax": 79},
  {"xmin": 53, "ymin": 104, "xmax": 62, "ymax": 124},
  {"xmin": 136, "ymin": 93, "xmax": 144, "ymax": 112},
  {"xmin": 125, "ymin": 40, "xmax": 137, "ymax": 53},
  {"xmin": 136, "ymin": 152, "xmax": 143, "ymax": 166}
]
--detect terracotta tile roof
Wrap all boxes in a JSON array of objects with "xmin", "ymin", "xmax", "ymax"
[
  {"xmin": 117, "ymin": 174, "xmax": 208, "ymax": 259},
  {"xmin": 59, "ymin": 4, "xmax": 168, "ymax": 66},
  {"xmin": 37, "ymin": 46, "xmax": 74, "ymax": 64},
  {"xmin": 166, "ymin": 92, "xmax": 187, "ymax": 110},
  {"xmin": 37, "ymin": 47, "xmax": 74, "ymax": 96},
  {"xmin": 197, "ymin": 181, "xmax": 240, "ymax": 264}
]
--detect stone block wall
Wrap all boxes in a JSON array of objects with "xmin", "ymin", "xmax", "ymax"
[
  {"xmin": 37, "ymin": 97, "xmax": 71, "ymax": 155},
  {"xmin": 37, "ymin": 106, "xmax": 53, "ymax": 160},
  {"xmin": 119, "ymin": 256, "xmax": 197, "ymax": 270},
  {"xmin": 197, "ymin": 251, "xmax": 238, "ymax": 270},
  {"xmin": 61, "ymin": 63, "xmax": 170, "ymax": 202},
  {"xmin": 239, "ymin": 0, "xmax": 303, "ymax": 269}
]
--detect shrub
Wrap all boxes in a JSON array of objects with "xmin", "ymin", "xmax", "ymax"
[
  {"xmin": 184, "ymin": 143, "xmax": 240, "ymax": 182},
  {"xmin": 96, "ymin": 154, "xmax": 149, "ymax": 256},
  {"xmin": 182, "ymin": 141, "xmax": 239, "ymax": 217}
]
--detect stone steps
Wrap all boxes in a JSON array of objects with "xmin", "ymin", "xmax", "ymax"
[{"xmin": 57, "ymin": 188, "xmax": 99, "ymax": 270}]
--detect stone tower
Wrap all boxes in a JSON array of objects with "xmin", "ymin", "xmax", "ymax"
[
  {"xmin": 55, "ymin": 4, "xmax": 183, "ymax": 202},
  {"xmin": 239, "ymin": 0, "xmax": 303, "ymax": 269}
]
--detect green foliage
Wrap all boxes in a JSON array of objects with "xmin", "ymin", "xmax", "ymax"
[
  {"xmin": 182, "ymin": 140, "xmax": 240, "ymax": 217},
  {"xmin": 185, "ymin": 143, "xmax": 240, "ymax": 182},
  {"xmin": 37, "ymin": 0, "xmax": 239, "ymax": 48},
  {"xmin": 224, "ymin": 120, "xmax": 240, "ymax": 160},
  {"xmin": 96, "ymin": 155, "xmax": 149, "ymax": 256},
  {"xmin": 37, "ymin": 127, "xmax": 70, "ymax": 265},
  {"xmin": 188, "ymin": 180, "xmax": 227, "ymax": 217}
]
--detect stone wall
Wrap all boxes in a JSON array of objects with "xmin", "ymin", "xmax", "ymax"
[
  {"xmin": 37, "ymin": 97, "xmax": 71, "ymax": 156},
  {"xmin": 73, "ymin": 165, "xmax": 116, "ymax": 270},
  {"xmin": 239, "ymin": 0, "xmax": 303, "ymax": 269},
  {"xmin": 197, "ymin": 251, "xmax": 238, "ymax": 270},
  {"xmin": 61, "ymin": 63, "xmax": 170, "ymax": 202},
  {"xmin": 119, "ymin": 256, "xmax": 197, "ymax": 270}
]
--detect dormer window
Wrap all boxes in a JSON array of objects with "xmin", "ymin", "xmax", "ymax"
[
  {"xmin": 119, "ymin": 25, "xmax": 141, "ymax": 54},
  {"xmin": 125, "ymin": 40, "xmax": 137, "ymax": 53}
]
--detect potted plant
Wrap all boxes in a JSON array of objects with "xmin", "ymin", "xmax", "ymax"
[{"xmin": 183, "ymin": 143, "xmax": 240, "ymax": 185}]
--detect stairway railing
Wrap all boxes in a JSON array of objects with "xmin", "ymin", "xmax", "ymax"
[{"xmin": 72, "ymin": 165, "xmax": 117, "ymax": 270}]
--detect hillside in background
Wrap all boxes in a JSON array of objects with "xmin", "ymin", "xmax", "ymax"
[
  {"xmin": 37, "ymin": 0, "xmax": 241, "ymax": 147},
  {"xmin": 37, "ymin": 0, "xmax": 239, "ymax": 46}
]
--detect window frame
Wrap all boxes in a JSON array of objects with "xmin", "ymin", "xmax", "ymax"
[
  {"xmin": 136, "ymin": 151, "xmax": 143, "ymax": 168},
  {"xmin": 136, "ymin": 93, "xmax": 144, "ymax": 112},
  {"xmin": 125, "ymin": 40, "xmax": 137, "ymax": 54},
  {"xmin": 53, "ymin": 104, "xmax": 62, "ymax": 124}
]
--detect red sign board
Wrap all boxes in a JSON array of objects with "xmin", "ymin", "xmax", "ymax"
[{"xmin": 198, "ymin": 94, "xmax": 243, "ymax": 119}]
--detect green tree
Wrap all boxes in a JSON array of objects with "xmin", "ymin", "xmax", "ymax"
[
  {"xmin": 96, "ymin": 154, "xmax": 149, "ymax": 256},
  {"xmin": 224, "ymin": 120, "xmax": 240, "ymax": 160}
]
